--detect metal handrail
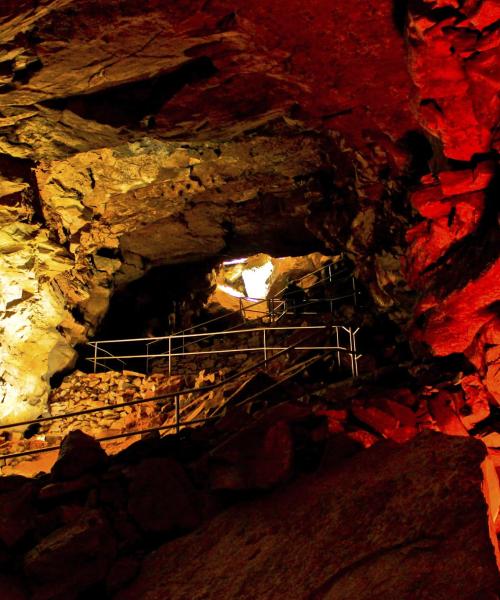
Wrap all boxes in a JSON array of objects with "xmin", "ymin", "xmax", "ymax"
[
  {"xmin": 0, "ymin": 349, "xmax": 329, "ymax": 461},
  {"xmin": 144, "ymin": 262, "xmax": 350, "ymax": 346},
  {"xmin": 87, "ymin": 324, "xmax": 358, "ymax": 377},
  {"xmin": 0, "ymin": 327, "xmax": 348, "ymax": 460},
  {"xmin": 87, "ymin": 264, "xmax": 357, "ymax": 372},
  {"xmin": 87, "ymin": 277, "xmax": 358, "ymax": 373},
  {"xmin": 1, "ymin": 327, "xmax": 335, "ymax": 432}
]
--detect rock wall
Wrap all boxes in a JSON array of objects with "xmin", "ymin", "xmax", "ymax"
[
  {"xmin": 118, "ymin": 432, "xmax": 500, "ymax": 600},
  {"xmin": 0, "ymin": 0, "xmax": 498, "ymax": 422},
  {"xmin": 405, "ymin": 0, "xmax": 500, "ymax": 403},
  {"xmin": 1, "ymin": 410, "xmax": 499, "ymax": 599}
]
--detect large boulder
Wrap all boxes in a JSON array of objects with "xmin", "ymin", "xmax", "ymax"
[
  {"xmin": 51, "ymin": 430, "xmax": 107, "ymax": 481},
  {"xmin": 0, "ymin": 476, "xmax": 37, "ymax": 547},
  {"xmin": 126, "ymin": 457, "xmax": 200, "ymax": 535},
  {"xmin": 0, "ymin": 574, "xmax": 28, "ymax": 600},
  {"xmin": 117, "ymin": 432, "xmax": 500, "ymax": 600},
  {"xmin": 24, "ymin": 509, "xmax": 116, "ymax": 600}
]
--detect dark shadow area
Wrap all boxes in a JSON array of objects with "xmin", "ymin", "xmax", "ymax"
[
  {"xmin": 397, "ymin": 130, "xmax": 433, "ymax": 180},
  {"xmin": 42, "ymin": 56, "xmax": 217, "ymax": 128},
  {"xmin": 392, "ymin": 0, "xmax": 409, "ymax": 35},
  {"xmin": 0, "ymin": 153, "xmax": 45, "ymax": 222},
  {"xmin": 424, "ymin": 162, "xmax": 500, "ymax": 298},
  {"xmin": 95, "ymin": 260, "xmax": 218, "ymax": 341}
]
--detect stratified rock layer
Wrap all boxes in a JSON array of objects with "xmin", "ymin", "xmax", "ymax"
[{"xmin": 117, "ymin": 432, "xmax": 500, "ymax": 600}]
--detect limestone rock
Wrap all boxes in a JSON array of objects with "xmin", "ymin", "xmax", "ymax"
[{"xmin": 116, "ymin": 432, "xmax": 500, "ymax": 600}]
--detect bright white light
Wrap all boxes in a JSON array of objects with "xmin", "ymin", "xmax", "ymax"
[
  {"xmin": 217, "ymin": 284, "xmax": 244, "ymax": 298},
  {"xmin": 242, "ymin": 261, "xmax": 274, "ymax": 299},
  {"xmin": 222, "ymin": 258, "xmax": 247, "ymax": 266}
]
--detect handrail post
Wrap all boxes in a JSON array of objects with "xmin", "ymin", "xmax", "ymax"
[
  {"xmin": 239, "ymin": 297, "xmax": 246, "ymax": 323},
  {"xmin": 353, "ymin": 328, "xmax": 359, "ymax": 378},
  {"xmin": 93, "ymin": 343, "xmax": 98, "ymax": 373},
  {"xmin": 146, "ymin": 344, "xmax": 150, "ymax": 375},
  {"xmin": 168, "ymin": 336, "xmax": 172, "ymax": 376},
  {"xmin": 175, "ymin": 394, "xmax": 180, "ymax": 434},
  {"xmin": 263, "ymin": 329, "xmax": 267, "ymax": 367},
  {"xmin": 348, "ymin": 327, "xmax": 355, "ymax": 378},
  {"xmin": 335, "ymin": 326, "xmax": 341, "ymax": 370}
]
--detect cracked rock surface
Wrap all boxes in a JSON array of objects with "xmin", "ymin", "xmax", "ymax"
[
  {"xmin": 0, "ymin": 0, "xmax": 498, "ymax": 419},
  {"xmin": 116, "ymin": 432, "xmax": 500, "ymax": 600}
]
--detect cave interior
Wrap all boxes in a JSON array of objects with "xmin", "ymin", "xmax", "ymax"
[{"xmin": 0, "ymin": 0, "xmax": 499, "ymax": 598}]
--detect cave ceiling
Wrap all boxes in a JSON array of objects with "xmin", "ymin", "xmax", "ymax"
[{"xmin": 0, "ymin": 0, "xmax": 498, "ymax": 421}]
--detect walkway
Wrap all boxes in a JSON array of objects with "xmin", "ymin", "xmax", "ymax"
[{"xmin": 0, "ymin": 262, "xmax": 363, "ymax": 470}]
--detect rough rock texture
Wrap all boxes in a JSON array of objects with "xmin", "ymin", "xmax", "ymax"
[
  {"xmin": 126, "ymin": 457, "xmax": 200, "ymax": 534},
  {"xmin": 3, "ymin": 404, "xmax": 500, "ymax": 599},
  {"xmin": 116, "ymin": 432, "xmax": 500, "ymax": 600},
  {"xmin": 0, "ymin": 0, "xmax": 415, "ymax": 421},
  {"xmin": 0, "ymin": 0, "xmax": 498, "ymax": 429},
  {"xmin": 24, "ymin": 509, "xmax": 116, "ymax": 600},
  {"xmin": 405, "ymin": 1, "xmax": 500, "ymax": 404}
]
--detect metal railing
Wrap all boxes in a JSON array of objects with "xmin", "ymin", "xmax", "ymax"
[
  {"xmin": 87, "ymin": 269, "xmax": 359, "ymax": 374},
  {"xmin": 0, "ymin": 327, "xmax": 346, "ymax": 461},
  {"xmin": 86, "ymin": 324, "xmax": 360, "ymax": 378},
  {"xmin": 147, "ymin": 261, "xmax": 352, "ymax": 348},
  {"xmin": 0, "ymin": 262, "xmax": 362, "ymax": 464}
]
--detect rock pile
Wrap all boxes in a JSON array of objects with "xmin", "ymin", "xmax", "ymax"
[{"xmin": 0, "ymin": 370, "xmax": 186, "ymax": 475}]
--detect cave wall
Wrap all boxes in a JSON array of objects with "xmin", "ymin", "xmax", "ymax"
[
  {"xmin": 404, "ymin": 0, "xmax": 500, "ymax": 403},
  {"xmin": 0, "ymin": 0, "xmax": 498, "ymax": 421}
]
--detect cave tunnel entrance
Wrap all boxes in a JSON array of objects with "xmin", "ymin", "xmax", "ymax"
[
  {"xmin": 95, "ymin": 259, "xmax": 219, "ymax": 342},
  {"xmin": 76, "ymin": 250, "xmax": 356, "ymax": 374}
]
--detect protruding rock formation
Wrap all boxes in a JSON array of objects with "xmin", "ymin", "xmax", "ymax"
[{"xmin": 117, "ymin": 432, "xmax": 500, "ymax": 600}]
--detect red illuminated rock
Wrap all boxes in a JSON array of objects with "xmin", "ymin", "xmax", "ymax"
[
  {"xmin": 406, "ymin": 186, "xmax": 485, "ymax": 286},
  {"xmin": 438, "ymin": 163, "xmax": 494, "ymax": 196},
  {"xmin": 465, "ymin": 317, "xmax": 500, "ymax": 376},
  {"xmin": 314, "ymin": 410, "xmax": 345, "ymax": 434},
  {"xmin": 405, "ymin": 0, "xmax": 499, "ymax": 371},
  {"xmin": 116, "ymin": 432, "xmax": 500, "ymax": 600},
  {"xmin": 414, "ymin": 258, "xmax": 500, "ymax": 356},
  {"xmin": 428, "ymin": 390, "xmax": 468, "ymax": 437},
  {"xmin": 352, "ymin": 405, "xmax": 399, "ymax": 437},
  {"xmin": 347, "ymin": 429, "xmax": 379, "ymax": 448},
  {"xmin": 407, "ymin": 7, "xmax": 498, "ymax": 160},
  {"xmin": 209, "ymin": 418, "xmax": 293, "ymax": 491},
  {"xmin": 458, "ymin": 374, "xmax": 492, "ymax": 430},
  {"xmin": 350, "ymin": 391, "xmax": 418, "ymax": 443},
  {"xmin": 486, "ymin": 345, "xmax": 500, "ymax": 405}
]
